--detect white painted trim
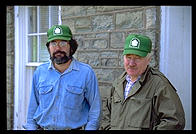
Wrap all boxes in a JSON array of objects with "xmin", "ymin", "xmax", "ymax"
[
  {"xmin": 160, "ymin": 6, "xmax": 169, "ymax": 76},
  {"xmin": 25, "ymin": 7, "xmax": 29, "ymax": 65},
  {"xmin": 58, "ymin": 6, "xmax": 62, "ymax": 25},
  {"xmin": 37, "ymin": 7, "xmax": 40, "ymax": 62},
  {"xmin": 14, "ymin": 6, "xmax": 27, "ymax": 130},
  {"xmin": 26, "ymin": 62, "xmax": 43, "ymax": 67},
  {"xmin": 14, "ymin": 6, "xmax": 19, "ymax": 130},
  {"xmin": 28, "ymin": 33, "xmax": 46, "ymax": 36},
  {"xmin": 49, "ymin": 6, "xmax": 51, "ymax": 27},
  {"xmin": 13, "ymin": 6, "xmax": 63, "ymax": 129},
  {"xmin": 160, "ymin": 6, "xmax": 192, "ymax": 130}
]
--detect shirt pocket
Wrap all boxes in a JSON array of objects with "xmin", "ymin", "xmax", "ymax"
[
  {"xmin": 38, "ymin": 84, "xmax": 54, "ymax": 109},
  {"xmin": 127, "ymin": 97, "xmax": 152, "ymax": 129},
  {"xmin": 64, "ymin": 85, "xmax": 84, "ymax": 109}
]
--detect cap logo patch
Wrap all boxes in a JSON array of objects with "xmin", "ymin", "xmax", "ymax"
[
  {"xmin": 129, "ymin": 38, "xmax": 140, "ymax": 48},
  {"xmin": 53, "ymin": 27, "xmax": 63, "ymax": 35}
]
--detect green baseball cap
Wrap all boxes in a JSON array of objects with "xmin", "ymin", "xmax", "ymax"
[
  {"xmin": 47, "ymin": 25, "xmax": 72, "ymax": 43},
  {"xmin": 123, "ymin": 34, "xmax": 152, "ymax": 57}
]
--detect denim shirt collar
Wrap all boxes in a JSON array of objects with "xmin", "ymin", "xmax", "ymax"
[{"xmin": 48, "ymin": 58, "xmax": 79, "ymax": 72}]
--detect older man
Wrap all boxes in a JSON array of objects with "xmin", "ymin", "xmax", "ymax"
[{"xmin": 100, "ymin": 34, "xmax": 185, "ymax": 130}]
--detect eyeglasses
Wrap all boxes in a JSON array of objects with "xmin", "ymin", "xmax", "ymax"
[{"xmin": 49, "ymin": 41, "xmax": 68, "ymax": 47}]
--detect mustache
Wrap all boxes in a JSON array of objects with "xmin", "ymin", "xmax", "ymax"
[
  {"xmin": 50, "ymin": 50, "xmax": 71, "ymax": 64},
  {"xmin": 127, "ymin": 66, "xmax": 137, "ymax": 69},
  {"xmin": 53, "ymin": 51, "xmax": 67, "ymax": 56}
]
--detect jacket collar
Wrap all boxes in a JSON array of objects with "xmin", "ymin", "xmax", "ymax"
[{"xmin": 114, "ymin": 65, "xmax": 151, "ymax": 101}]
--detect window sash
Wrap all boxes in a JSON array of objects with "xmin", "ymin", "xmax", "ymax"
[{"xmin": 26, "ymin": 6, "xmax": 61, "ymax": 66}]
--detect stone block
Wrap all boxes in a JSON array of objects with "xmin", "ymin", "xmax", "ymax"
[
  {"xmin": 77, "ymin": 51, "xmax": 100, "ymax": 67},
  {"xmin": 86, "ymin": 6, "xmax": 96, "ymax": 15},
  {"xmin": 62, "ymin": 19, "xmax": 75, "ymax": 33},
  {"xmin": 110, "ymin": 32, "xmax": 125, "ymax": 49},
  {"xmin": 101, "ymin": 58, "xmax": 119, "ymax": 67},
  {"xmin": 96, "ymin": 6, "xmax": 138, "ymax": 13},
  {"xmin": 92, "ymin": 15, "xmax": 114, "ymax": 32},
  {"xmin": 94, "ymin": 68, "xmax": 124, "ymax": 82},
  {"xmin": 93, "ymin": 39, "xmax": 108, "ymax": 49},
  {"xmin": 116, "ymin": 11, "xmax": 143, "ymax": 29},
  {"xmin": 95, "ymin": 33, "xmax": 109, "ymax": 38},
  {"xmin": 6, "ymin": 39, "xmax": 14, "ymax": 53},
  {"xmin": 100, "ymin": 51, "xmax": 118, "ymax": 58},
  {"xmin": 146, "ymin": 8, "xmax": 157, "ymax": 28},
  {"xmin": 75, "ymin": 17, "xmax": 92, "ymax": 33},
  {"xmin": 61, "ymin": 6, "xmax": 87, "ymax": 18}
]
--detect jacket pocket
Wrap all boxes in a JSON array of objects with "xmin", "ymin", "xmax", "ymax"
[
  {"xmin": 127, "ymin": 97, "xmax": 152, "ymax": 129},
  {"xmin": 38, "ymin": 84, "xmax": 54, "ymax": 109},
  {"xmin": 64, "ymin": 85, "xmax": 84, "ymax": 109}
]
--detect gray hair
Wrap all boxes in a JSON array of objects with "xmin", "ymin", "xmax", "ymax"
[{"xmin": 146, "ymin": 52, "xmax": 152, "ymax": 61}]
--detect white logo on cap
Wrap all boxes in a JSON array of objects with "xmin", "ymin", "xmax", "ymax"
[
  {"xmin": 53, "ymin": 27, "xmax": 63, "ymax": 35},
  {"xmin": 129, "ymin": 38, "xmax": 140, "ymax": 48}
]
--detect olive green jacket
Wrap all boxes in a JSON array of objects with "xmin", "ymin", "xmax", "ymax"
[{"xmin": 100, "ymin": 66, "xmax": 185, "ymax": 130}]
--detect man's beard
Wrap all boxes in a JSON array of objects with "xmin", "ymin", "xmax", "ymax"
[{"xmin": 50, "ymin": 51, "xmax": 72, "ymax": 65}]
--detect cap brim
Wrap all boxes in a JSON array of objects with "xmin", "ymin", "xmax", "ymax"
[
  {"xmin": 47, "ymin": 36, "xmax": 71, "ymax": 43},
  {"xmin": 123, "ymin": 49, "xmax": 148, "ymax": 57}
]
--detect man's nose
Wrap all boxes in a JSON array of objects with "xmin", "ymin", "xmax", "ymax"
[
  {"xmin": 128, "ymin": 59, "xmax": 136, "ymax": 66},
  {"xmin": 55, "ymin": 44, "xmax": 61, "ymax": 49}
]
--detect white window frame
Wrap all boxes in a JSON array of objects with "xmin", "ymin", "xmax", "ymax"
[
  {"xmin": 14, "ymin": 6, "xmax": 61, "ymax": 130},
  {"xmin": 26, "ymin": 6, "xmax": 62, "ymax": 67},
  {"xmin": 160, "ymin": 6, "xmax": 192, "ymax": 130}
]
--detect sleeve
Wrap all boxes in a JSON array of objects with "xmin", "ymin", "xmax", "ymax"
[
  {"xmin": 23, "ymin": 72, "xmax": 40, "ymax": 130},
  {"xmin": 99, "ymin": 87, "xmax": 113, "ymax": 130},
  {"xmin": 153, "ymin": 85, "xmax": 185, "ymax": 130},
  {"xmin": 84, "ymin": 69, "xmax": 102, "ymax": 130}
]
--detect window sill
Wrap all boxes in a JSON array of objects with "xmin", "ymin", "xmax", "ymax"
[{"xmin": 26, "ymin": 62, "xmax": 43, "ymax": 67}]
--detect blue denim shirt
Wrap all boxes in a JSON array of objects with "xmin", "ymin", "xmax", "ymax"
[{"xmin": 23, "ymin": 58, "xmax": 101, "ymax": 130}]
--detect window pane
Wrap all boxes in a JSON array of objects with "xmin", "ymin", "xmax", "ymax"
[
  {"xmin": 28, "ymin": 36, "xmax": 37, "ymax": 62},
  {"xmin": 39, "ymin": 6, "xmax": 49, "ymax": 33},
  {"xmin": 28, "ymin": 7, "xmax": 37, "ymax": 33},
  {"xmin": 51, "ymin": 6, "xmax": 59, "ymax": 25},
  {"xmin": 27, "ymin": 6, "xmax": 60, "ymax": 63},
  {"xmin": 39, "ymin": 35, "xmax": 50, "ymax": 62}
]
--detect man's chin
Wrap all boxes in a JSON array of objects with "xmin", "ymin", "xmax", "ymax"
[
  {"xmin": 54, "ymin": 59, "xmax": 66, "ymax": 65},
  {"xmin": 52, "ymin": 56, "xmax": 71, "ymax": 65},
  {"xmin": 127, "ymin": 71, "xmax": 137, "ymax": 76}
]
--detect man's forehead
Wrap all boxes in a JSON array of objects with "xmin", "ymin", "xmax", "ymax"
[{"xmin": 125, "ymin": 54, "xmax": 141, "ymax": 58}]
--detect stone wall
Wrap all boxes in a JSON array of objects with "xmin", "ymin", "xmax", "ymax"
[
  {"xmin": 6, "ymin": 6, "xmax": 14, "ymax": 130},
  {"xmin": 61, "ymin": 6, "xmax": 161, "ymax": 97}
]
